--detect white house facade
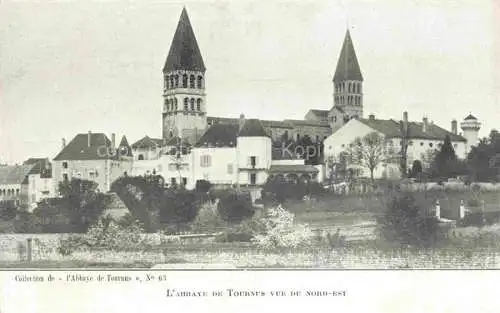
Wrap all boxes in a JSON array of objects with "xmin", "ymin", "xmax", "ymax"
[{"xmin": 323, "ymin": 112, "xmax": 479, "ymax": 180}]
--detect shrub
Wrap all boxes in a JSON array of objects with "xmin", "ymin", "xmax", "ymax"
[
  {"xmin": 377, "ymin": 192, "xmax": 440, "ymax": 248},
  {"xmin": 252, "ymin": 205, "xmax": 314, "ymax": 249},
  {"xmin": 57, "ymin": 219, "xmax": 147, "ymax": 255},
  {"xmin": 195, "ymin": 180, "xmax": 212, "ymax": 193},
  {"xmin": 217, "ymin": 190, "xmax": 255, "ymax": 223},
  {"xmin": 190, "ymin": 200, "xmax": 226, "ymax": 233}
]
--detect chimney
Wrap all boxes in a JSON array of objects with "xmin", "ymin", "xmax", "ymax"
[
  {"xmin": 422, "ymin": 117, "xmax": 428, "ymax": 133},
  {"xmin": 239, "ymin": 114, "xmax": 245, "ymax": 132},
  {"xmin": 111, "ymin": 133, "xmax": 116, "ymax": 149},
  {"xmin": 88, "ymin": 131, "xmax": 92, "ymax": 147},
  {"xmin": 368, "ymin": 114, "xmax": 375, "ymax": 120},
  {"xmin": 403, "ymin": 111, "xmax": 408, "ymax": 124},
  {"xmin": 451, "ymin": 119, "xmax": 457, "ymax": 134},
  {"xmin": 61, "ymin": 138, "xmax": 66, "ymax": 150}
]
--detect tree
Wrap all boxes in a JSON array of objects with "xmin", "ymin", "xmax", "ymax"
[
  {"xmin": 217, "ymin": 190, "xmax": 255, "ymax": 223},
  {"xmin": 161, "ymin": 188, "xmax": 200, "ymax": 230},
  {"xmin": 377, "ymin": 191, "xmax": 440, "ymax": 248},
  {"xmin": 466, "ymin": 129, "xmax": 500, "ymax": 182},
  {"xmin": 346, "ymin": 132, "xmax": 389, "ymax": 182},
  {"xmin": 430, "ymin": 135, "xmax": 462, "ymax": 179},
  {"xmin": 58, "ymin": 179, "xmax": 109, "ymax": 232},
  {"xmin": 410, "ymin": 160, "xmax": 423, "ymax": 179}
]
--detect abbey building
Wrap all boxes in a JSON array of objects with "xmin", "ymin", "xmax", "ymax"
[
  {"xmin": 43, "ymin": 7, "xmax": 481, "ymax": 194},
  {"xmin": 159, "ymin": 8, "xmax": 363, "ymax": 146}
]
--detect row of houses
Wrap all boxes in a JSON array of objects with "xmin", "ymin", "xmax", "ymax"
[{"xmin": 0, "ymin": 111, "xmax": 480, "ymax": 210}]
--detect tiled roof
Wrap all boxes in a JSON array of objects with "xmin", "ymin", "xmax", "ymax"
[
  {"xmin": 284, "ymin": 119, "xmax": 330, "ymax": 128},
  {"xmin": 23, "ymin": 158, "xmax": 52, "ymax": 178},
  {"xmin": 307, "ymin": 109, "xmax": 329, "ymax": 118},
  {"xmin": 118, "ymin": 136, "xmax": 134, "ymax": 157},
  {"xmin": 239, "ymin": 119, "xmax": 270, "ymax": 137},
  {"xmin": 359, "ymin": 118, "xmax": 467, "ymax": 142},
  {"xmin": 131, "ymin": 136, "xmax": 163, "ymax": 149},
  {"xmin": 163, "ymin": 8, "xmax": 206, "ymax": 72},
  {"xmin": 464, "ymin": 114, "xmax": 477, "ymax": 121},
  {"xmin": 260, "ymin": 120, "xmax": 294, "ymax": 129},
  {"xmin": 0, "ymin": 165, "xmax": 35, "ymax": 185},
  {"xmin": 333, "ymin": 30, "xmax": 363, "ymax": 82},
  {"xmin": 332, "ymin": 106, "xmax": 345, "ymax": 114},
  {"xmin": 53, "ymin": 133, "xmax": 114, "ymax": 161},
  {"xmin": 194, "ymin": 124, "xmax": 239, "ymax": 148},
  {"xmin": 269, "ymin": 164, "xmax": 319, "ymax": 174},
  {"xmin": 207, "ymin": 116, "xmax": 238, "ymax": 125}
]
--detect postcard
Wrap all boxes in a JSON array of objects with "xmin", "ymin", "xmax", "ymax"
[{"xmin": 0, "ymin": 0, "xmax": 499, "ymax": 311}]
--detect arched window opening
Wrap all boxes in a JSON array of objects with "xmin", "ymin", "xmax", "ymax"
[
  {"xmin": 174, "ymin": 98, "xmax": 178, "ymax": 110},
  {"xmin": 189, "ymin": 75, "xmax": 195, "ymax": 88},
  {"xmin": 170, "ymin": 76, "xmax": 174, "ymax": 89},
  {"xmin": 296, "ymin": 134, "xmax": 300, "ymax": 141},
  {"xmin": 197, "ymin": 76, "xmax": 203, "ymax": 89},
  {"xmin": 190, "ymin": 98, "xmax": 195, "ymax": 111},
  {"xmin": 164, "ymin": 76, "xmax": 168, "ymax": 89},
  {"xmin": 174, "ymin": 75, "xmax": 179, "ymax": 87},
  {"xmin": 182, "ymin": 74, "xmax": 188, "ymax": 88},
  {"xmin": 184, "ymin": 98, "xmax": 189, "ymax": 111},
  {"xmin": 197, "ymin": 98, "xmax": 202, "ymax": 111}
]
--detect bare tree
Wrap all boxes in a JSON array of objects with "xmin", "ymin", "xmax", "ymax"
[
  {"xmin": 346, "ymin": 132, "xmax": 390, "ymax": 182},
  {"xmin": 168, "ymin": 137, "xmax": 189, "ymax": 188}
]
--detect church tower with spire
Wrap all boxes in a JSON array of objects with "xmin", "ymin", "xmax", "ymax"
[
  {"xmin": 328, "ymin": 29, "xmax": 364, "ymax": 129},
  {"xmin": 162, "ymin": 8, "xmax": 207, "ymax": 142}
]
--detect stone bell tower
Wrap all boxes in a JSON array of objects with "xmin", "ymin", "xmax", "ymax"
[{"xmin": 162, "ymin": 8, "xmax": 207, "ymax": 143}]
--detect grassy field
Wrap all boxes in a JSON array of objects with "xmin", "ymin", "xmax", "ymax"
[{"xmin": 289, "ymin": 189, "xmax": 500, "ymax": 228}]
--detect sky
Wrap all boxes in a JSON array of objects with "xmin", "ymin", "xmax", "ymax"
[{"xmin": 1, "ymin": 0, "xmax": 499, "ymax": 164}]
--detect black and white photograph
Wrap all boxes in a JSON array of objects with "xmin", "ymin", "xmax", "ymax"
[{"xmin": 1, "ymin": 0, "xmax": 499, "ymax": 269}]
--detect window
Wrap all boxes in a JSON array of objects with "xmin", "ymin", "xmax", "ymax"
[
  {"xmin": 170, "ymin": 76, "xmax": 174, "ymax": 89},
  {"xmin": 227, "ymin": 164, "xmax": 233, "ymax": 174},
  {"xmin": 200, "ymin": 155, "xmax": 211, "ymax": 167},
  {"xmin": 138, "ymin": 154, "xmax": 144, "ymax": 160},
  {"xmin": 63, "ymin": 173, "xmax": 68, "ymax": 181},
  {"xmin": 16, "ymin": 189, "xmax": 19, "ymax": 195},
  {"xmin": 164, "ymin": 75, "xmax": 168, "ymax": 89},
  {"xmin": 333, "ymin": 116, "xmax": 337, "ymax": 122},
  {"xmin": 429, "ymin": 143, "xmax": 433, "ymax": 148},
  {"xmin": 197, "ymin": 99, "xmax": 201, "ymax": 111},
  {"xmin": 171, "ymin": 177, "xmax": 176, "ymax": 186},
  {"xmin": 453, "ymin": 144, "xmax": 458, "ymax": 148},
  {"xmin": 182, "ymin": 74, "xmax": 188, "ymax": 88},
  {"xmin": 184, "ymin": 98, "xmax": 189, "ymax": 111},
  {"xmin": 174, "ymin": 75, "xmax": 179, "ymax": 87},
  {"xmin": 190, "ymin": 98, "xmax": 195, "ymax": 111},
  {"xmin": 420, "ymin": 142, "xmax": 424, "ymax": 146},
  {"xmin": 182, "ymin": 177, "xmax": 187, "ymax": 186},
  {"xmin": 197, "ymin": 75, "xmax": 203, "ymax": 88},
  {"xmin": 62, "ymin": 162, "xmax": 68, "ymax": 169},
  {"xmin": 174, "ymin": 99, "xmax": 178, "ymax": 110},
  {"xmin": 250, "ymin": 156, "xmax": 256, "ymax": 168},
  {"xmin": 165, "ymin": 76, "xmax": 170, "ymax": 89},
  {"xmin": 189, "ymin": 75, "xmax": 195, "ymax": 88},
  {"xmin": 250, "ymin": 173, "xmax": 257, "ymax": 185}
]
